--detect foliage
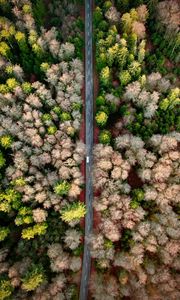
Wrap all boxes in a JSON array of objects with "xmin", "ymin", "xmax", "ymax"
[
  {"xmin": 0, "ymin": 151, "xmax": 6, "ymax": 168},
  {"xmin": 100, "ymin": 66, "xmax": 111, "ymax": 87},
  {"xmin": 130, "ymin": 188, "xmax": 144, "ymax": 208},
  {"xmin": 148, "ymin": 0, "xmax": 180, "ymax": 63},
  {"xmin": 60, "ymin": 202, "xmax": 86, "ymax": 224},
  {"xmin": 92, "ymin": 1, "xmax": 180, "ymax": 299},
  {"xmin": 0, "ymin": 278, "xmax": 13, "ymax": 300},
  {"xmin": 95, "ymin": 111, "xmax": 108, "ymax": 127},
  {"xmin": 160, "ymin": 88, "xmax": 180, "ymax": 111},
  {"xmin": 0, "ymin": 0, "xmax": 179, "ymax": 298},
  {"xmin": 99, "ymin": 130, "xmax": 112, "ymax": 144},
  {"xmin": 15, "ymin": 207, "xmax": 33, "ymax": 226},
  {"xmin": 115, "ymin": 0, "xmax": 144, "ymax": 12},
  {"xmin": 54, "ymin": 181, "xmax": 71, "ymax": 196},
  {"xmin": 0, "ymin": 189, "xmax": 21, "ymax": 213},
  {"xmin": 119, "ymin": 70, "xmax": 131, "ymax": 86},
  {"xmin": 21, "ymin": 264, "xmax": 45, "ymax": 291},
  {"xmin": 32, "ymin": 0, "xmax": 46, "ymax": 29},
  {"xmin": 0, "ymin": 135, "xmax": 13, "ymax": 149},
  {"xmin": 21, "ymin": 223, "xmax": 48, "ymax": 240},
  {"xmin": 0, "ymin": 1, "xmax": 85, "ymax": 297},
  {"xmin": 0, "ymin": 226, "xmax": 10, "ymax": 241}
]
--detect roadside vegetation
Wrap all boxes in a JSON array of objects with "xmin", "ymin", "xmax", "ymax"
[
  {"xmin": 0, "ymin": 0, "xmax": 179, "ymax": 299},
  {"xmin": 91, "ymin": 1, "xmax": 180, "ymax": 299},
  {"xmin": 0, "ymin": 0, "xmax": 85, "ymax": 299}
]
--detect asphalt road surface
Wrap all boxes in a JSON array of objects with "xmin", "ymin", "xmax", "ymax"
[{"xmin": 79, "ymin": 0, "xmax": 94, "ymax": 299}]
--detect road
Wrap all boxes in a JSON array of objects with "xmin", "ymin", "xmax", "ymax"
[{"xmin": 79, "ymin": 0, "xmax": 94, "ymax": 299}]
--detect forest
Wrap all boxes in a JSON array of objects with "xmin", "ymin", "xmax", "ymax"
[{"xmin": 0, "ymin": 0, "xmax": 179, "ymax": 299}]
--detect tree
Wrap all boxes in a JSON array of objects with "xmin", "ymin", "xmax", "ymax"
[
  {"xmin": 128, "ymin": 61, "xmax": 141, "ymax": 79},
  {"xmin": 95, "ymin": 111, "xmax": 108, "ymax": 127},
  {"xmin": 93, "ymin": 7, "xmax": 103, "ymax": 27},
  {"xmin": 119, "ymin": 70, "xmax": 131, "ymax": 86},
  {"xmin": 100, "ymin": 66, "xmax": 111, "ymax": 87},
  {"xmin": 60, "ymin": 202, "xmax": 86, "ymax": 224},
  {"xmin": 54, "ymin": 181, "xmax": 71, "ymax": 196},
  {"xmin": 121, "ymin": 13, "xmax": 132, "ymax": 33},
  {"xmin": 99, "ymin": 130, "xmax": 112, "ymax": 144}
]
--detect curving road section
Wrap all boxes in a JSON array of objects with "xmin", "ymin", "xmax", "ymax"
[{"xmin": 79, "ymin": 0, "xmax": 94, "ymax": 299}]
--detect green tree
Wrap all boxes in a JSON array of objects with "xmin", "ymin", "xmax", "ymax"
[
  {"xmin": 99, "ymin": 130, "xmax": 111, "ymax": 144},
  {"xmin": 121, "ymin": 13, "xmax": 132, "ymax": 33},
  {"xmin": 32, "ymin": 0, "xmax": 46, "ymax": 29},
  {"xmin": 93, "ymin": 7, "xmax": 103, "ymax": 27},
  {"xmin": 54, "ymin": 181, "xmax": 71, "ymax": 196},
  {"xmin": 100, "ymin": 66, "xmax": 111, "ymax": 87},
  {"xmin": 119, "ymin": 70, "xmax": 131, "ymax": 86},
  {"xmin": 128, "ymin": 60, "xmax": 141, "ymax": 79},
  {"xmin": 60, "ymin": 202, "xmax": 86, "ymax": 224},
  {"xmin": 95, "ymin": 111, "xmax": 108, "ymax": 127},
  {"xmin": 117, "ymin": 46, "xmax": 128, "ymax": 69},
  {"xmin": 96, "ymin": 52, "xmax": 107, "ymax": 71},
  {"xmin": 96, "ymin": 95, "xmax": 106, "ymax": 106},
  {"xmin": 21, "ymin": 264, "xmax": 46, "ymax": 291},
  {"xmin": 0, "ymin": 278, "xmax": 13, "ymax": 300},
  {"xmin": 103, "ymin": 1, "xmax": 112, "ymax": 12}
]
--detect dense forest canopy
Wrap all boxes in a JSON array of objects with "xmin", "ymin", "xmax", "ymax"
[{"xmin": 0, "ymin": 0, "xmax": 179, "ymax": 299}]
